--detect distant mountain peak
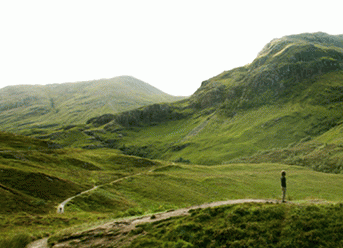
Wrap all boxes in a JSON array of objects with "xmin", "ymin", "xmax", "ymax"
[{"xmin": 0, "ymin": 76, "xmax": 186, "ymax": 132}]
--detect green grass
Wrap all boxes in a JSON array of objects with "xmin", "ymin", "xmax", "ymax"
[
  {"xmin": 0, "ymin": 233, "xmax": 31, "ymax": 248},
  {"xmin": 108, "ymin": 94, "xmax": 343, "ymax": 165},
  {"xmin": 66, "ymin": 162, "xmax": 343, "ymax": 217},
  {"xmin": 0, "ymin": 211, "xmax": 119, "ymax": 248},
  {"xmin": 47, "ymin": 161, "xmax": 343, "ymax": 247},
  {"xmin": 129, "ymin": 202, "xmax": 343, "ymax": 248},
  {"xmin": 3, "ymin": 144, "xmax": 343, "ymax": 246}
]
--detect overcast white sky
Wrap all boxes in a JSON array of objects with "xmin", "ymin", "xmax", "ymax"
[{"xmin": 0, "ymin": 1, "xmax": 342, "ymax": 96}]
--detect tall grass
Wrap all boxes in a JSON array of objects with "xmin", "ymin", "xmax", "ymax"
[
  {"xmin": 0, "ymin": 233, "xmax": 31, "ymax": 248},
  {"xmin": 129, "ymin": 203, "xmax": 343, "ymax": 248}
]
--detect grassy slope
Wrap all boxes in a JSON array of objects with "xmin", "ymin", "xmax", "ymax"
[
  {"xmin": 50, "ymin": 162, "xmax": 343, "ymax": 247},
  {"xmin": 75, "ymin": 33, "xmax": 343, "ymax": 166},
  {"xmin": 128, "ymin": 203, "xmax": 343, "ymax": 248},
  {"xmin": 0, "ymin": 76, "xmax": 185, "ymax": 133},
  {"xmin": 65, "ymin": 162, "xmax": 343, "ymax": 219},
  {"xmin": 108, "ymin": 75, "xmax": 343, "ymax": 165},
  {"xmin": 0, "ymin": 131, "xmax": 163, "ymax": 212},
  {"xmin": 0, "ymin": 131, "xmax": 164, "ymax": 242}
]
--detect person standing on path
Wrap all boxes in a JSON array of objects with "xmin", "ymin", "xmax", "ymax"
[{"xmin": 281, "ymin": 170, "xmax": 287, "ymax": 203}]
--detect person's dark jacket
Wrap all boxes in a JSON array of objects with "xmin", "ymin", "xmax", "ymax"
[{"xmin": 281, "ymin": 176, "xmax": 286, "ymax": 188}]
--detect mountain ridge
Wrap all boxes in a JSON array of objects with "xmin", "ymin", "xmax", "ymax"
[{"xmin": 79, "ymin": 32, "xmax": 343, "ymax": 166}]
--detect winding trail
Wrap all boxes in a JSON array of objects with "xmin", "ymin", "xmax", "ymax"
[
  {"xmin": 57, "ymin": 173, "xmax": 142, "ymax": 213},
  {"xmin": 27, "ymin": 167, "xmax": 280, "ymax": 247}
]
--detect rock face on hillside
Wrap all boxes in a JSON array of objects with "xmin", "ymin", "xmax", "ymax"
[{"xmin": 88, "ymin": 103, "xmax": 189, "ymax": 128}]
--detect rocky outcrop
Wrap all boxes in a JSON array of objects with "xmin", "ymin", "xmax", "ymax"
[
  {"xmin": 88, "ymin": 103, "xmax": 190, "ymax": 128},
  {"xmin": 86, "ymin": 114, "xmax": 116, "ymax": 127}
]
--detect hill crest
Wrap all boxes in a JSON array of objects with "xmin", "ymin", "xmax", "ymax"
[{"xmin": 0, "ymin": 76, "xmax": 185, "ymax": 133}]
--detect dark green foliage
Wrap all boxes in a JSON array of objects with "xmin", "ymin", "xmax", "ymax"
[
  {"xmin": 174, "ymin": 157, "xmax": 191, "ymax": 164},
  {"xmin": 0, "ymin": 233, "xmax": 31, "ymax": 248},
  {"xmin": 102, "ymin": 103, "xmax": 191, "ymax": 128},
  {"xmin": 86, "ymin": 114, "xmax": 116, "ymax": 127},
  {"xmin": 0, "ymin": 168, "xmax": 81, "ymax": 201},
  {"xmin": 119, "ymin": 144, "xmax": 156, "ymax": 158},
  {"xmin": 130, "ymin": 203, "xmax": 343, "ymax": 248}
]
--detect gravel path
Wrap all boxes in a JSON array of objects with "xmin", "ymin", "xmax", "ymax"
[{"xmin": 26, "ymin": 238, "xmax": 49, "ymax": 248}]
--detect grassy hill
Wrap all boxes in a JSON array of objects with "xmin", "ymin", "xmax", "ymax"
[
  {"xmin": 0, "ymin": 76, "xmax": 185, "ymax": 134},
  {"xmin": 0, "ymin": 131, "xmax": 163, "ymax": 214},
  {"xmin": 66, "ymin": 32, "xmax": 343, "ymax": 169}
]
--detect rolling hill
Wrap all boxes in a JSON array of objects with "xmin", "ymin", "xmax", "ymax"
[
  {"xmin": 0, "ymin": 76, "xmax": 185, "ymax": 133},
  {"xmin": 0, "ymin": 131, "xmax": 162, "ymax": 215}
]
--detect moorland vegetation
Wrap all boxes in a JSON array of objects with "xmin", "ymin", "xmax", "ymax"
[{"xmin": 2, "ymin": 32, "xmax": 343, "ymax": 247}]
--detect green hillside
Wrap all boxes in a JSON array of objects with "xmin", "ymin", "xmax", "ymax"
[
  {"xmin": 70, "ymin": 32, "xmax": 343, "ymax": 168},
  {"xmin": 0, "ymin": 76, "xmax": 185, "ymax": 133},
  {"xmin": 0, "ymin": 131, "xmax": 163, "ymax": 215}
]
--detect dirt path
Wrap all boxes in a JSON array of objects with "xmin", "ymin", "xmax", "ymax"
[
  {"xmin": 48, "ymin": 199, "xmax": 277, "ymax": 248},
  {"xmin": 28, "ymin": 169, "xmax": 278, "ymax": 247},
  {"xmin": 26, "ymin": 238, "xmax": 49, "ymax": 248},
  {"xmin": 57, "ymin": 173, "xmax": 142, "ymax": 213}
]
